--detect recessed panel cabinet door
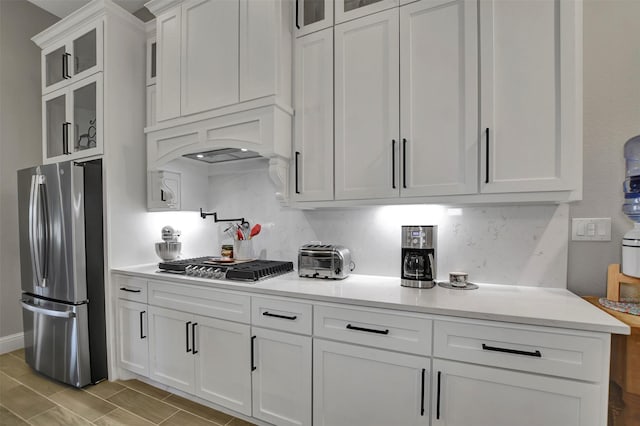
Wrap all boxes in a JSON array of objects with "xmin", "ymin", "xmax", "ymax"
[
  {"xmin": 313, "ymin": 339, "xmax": 429, "ymax": 426},
  {"xmin": 480, "ymin": 0, "xmax": 580, "ymax": 193},
  {"xmin": 117, "ymin": 300, "xmax": 148, "ymax": 376},
  {"xmin": 181, "ymin": 0, "xmax": 239, "ymax": 115},
  {"xmin": 294, "ymin": 28, "xmax": 334, "ymax": 202},
  {"xmin": 431, "ymin": 359, "xmax": 601, "ymax": 426},
  {"xmin": 148, "ymin": 306, "xmax": 194, "ymax": 393},
  {"xmin": 400, "ymin": 0, "xmax": 477, "ymax": 197},
  {"xmin": 156, "ymin": 6, "xmax": 182, "ymax": 121},
  {"xmin": 335, "ymin": 9, "xmax": 400, "ymax": 200},
  {"xmin": 252, "ymin": 328, "xmax": 312, "ymax": 426},
  {"xmin": 194, "ymin": 316, "xmax": 251, "ymax": 416}
]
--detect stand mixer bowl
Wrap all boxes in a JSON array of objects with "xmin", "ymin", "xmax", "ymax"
[{"xmin": 155, "ymin": 241, "xmax": 182, "ymax": 261}]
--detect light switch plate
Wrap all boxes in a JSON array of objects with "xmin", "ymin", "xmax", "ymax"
[{"xmin": 571, "ymin": 218, "xmax": 612, "ymax": 241}]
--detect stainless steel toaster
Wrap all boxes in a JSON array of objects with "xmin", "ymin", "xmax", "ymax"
[{"xmin": 298, "ymin": 243, "xmax": 352, "ymax": 279}]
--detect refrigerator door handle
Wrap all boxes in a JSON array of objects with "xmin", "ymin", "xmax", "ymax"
[
  {"xmin": 28, "ymin": 175, "xmax": 43, "ymax": 287},
  {"xmin": 21, "ymin": 300, "xmax": 76, "ymax": 319},
  {"xmin": 29, "ymin": 175, "xmax": 50, "ymax": 287}
]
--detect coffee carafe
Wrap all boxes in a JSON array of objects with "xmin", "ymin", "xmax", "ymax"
[{"xmin": 401, "ymin": 226, "xmax": 436, "ymax": 288}]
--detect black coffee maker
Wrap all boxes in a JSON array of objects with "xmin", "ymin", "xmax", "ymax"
[{"xmin": 401, "ymin": 225, "xmax": 436, "ymax": 288}]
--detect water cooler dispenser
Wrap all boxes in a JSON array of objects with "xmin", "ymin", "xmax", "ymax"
[{"xmin": 622, "ymin": 135, "xmax": 640, "ymax": 277}]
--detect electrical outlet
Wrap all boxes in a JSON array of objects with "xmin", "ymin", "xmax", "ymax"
[{"xmin": 571, "ymin": 218, "xmax": 612, "ymax": 241}]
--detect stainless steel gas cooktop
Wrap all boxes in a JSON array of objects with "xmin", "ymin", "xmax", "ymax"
[{"xmin": 158, "ymin": 257, "xmax": 294, "ymax": 282}]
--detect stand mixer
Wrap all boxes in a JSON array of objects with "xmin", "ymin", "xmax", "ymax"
[
  {"xmin": 622, "ymin": 135, "xmax": 640, "ymax": 277},
  {"xmin": 155, "ymin": 226, "xmax": 182, "ymax": 261}
]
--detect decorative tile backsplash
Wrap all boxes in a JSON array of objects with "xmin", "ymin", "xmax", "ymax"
[{"xmin": 203, "ymin": 162, "xmax": 569, "ymax": 288}]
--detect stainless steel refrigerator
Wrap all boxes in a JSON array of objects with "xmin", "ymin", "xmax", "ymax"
[{"xmin": 17, "ymin": 159, "xmax": 107, "ymax": 387}]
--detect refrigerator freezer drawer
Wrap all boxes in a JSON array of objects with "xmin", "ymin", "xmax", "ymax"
[{"xmin": 21, "ymin": 296, "xmax": 91, "ymax": 387}]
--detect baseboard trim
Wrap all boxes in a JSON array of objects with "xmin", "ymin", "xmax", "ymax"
[{"xmin": 0, "ymin": 332, "xmax": 24, "ymax": 354}]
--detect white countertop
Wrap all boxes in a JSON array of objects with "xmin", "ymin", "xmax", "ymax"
[{"xmin": 112, "ymin": 264, "xmax": 630, "ymax": 335}]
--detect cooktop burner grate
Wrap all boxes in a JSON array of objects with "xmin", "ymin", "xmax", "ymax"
[{"xmin": 158, "ymin": 257, "xmax": 294, "ymax": 282}]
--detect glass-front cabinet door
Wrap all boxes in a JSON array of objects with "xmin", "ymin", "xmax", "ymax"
[
  {"xmin": 42, "ymin": 74, "xmax": 103, "ymax": 164},
  {"xmin": 335, "ymin": 0, "xmax": 398, "ymax": 24},
  {"xmin": 295, "ymin": 0, "xmax": 333, "ymax": 37},
  {"xmin": 41, "ymin": 21, "xmax": 103, "ymax": 95}
]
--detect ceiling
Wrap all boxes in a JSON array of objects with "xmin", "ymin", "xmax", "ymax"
[{"xmin": 27, "ymin": 0, "xmax": 147, "ymax": 18}]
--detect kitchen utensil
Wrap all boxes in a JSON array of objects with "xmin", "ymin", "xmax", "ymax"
[
  {"xmin": 449, "ymin": 272, "xmax": 468, "ymax": 287},
  {"xmin": 237, "ymin": 228, "xmax": 244, "ymax": 240},
  {"xmin": 155, "ymin": 241, "xmax": 182, "ymax": 261},
  {"xmin": 249, "ymin": 224, "xmax": 261, "ymax": 239}
]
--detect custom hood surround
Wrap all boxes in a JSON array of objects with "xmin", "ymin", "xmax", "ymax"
[{"xmin": 145, "ymin": 0, "xmax": 293, "ymax": 205}]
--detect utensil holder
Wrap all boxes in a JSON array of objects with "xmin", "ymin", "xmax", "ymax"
[{"xmin": 234, "ymin": 240, "xmax": 254, "ymax": 260}]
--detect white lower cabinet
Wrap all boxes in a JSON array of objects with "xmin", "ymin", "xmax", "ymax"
[
  {"xmin": 251, "ymin": 327, "xmax": 312, "ymax": 426},
  {"xmin": 431, "ymin": 359, "xmax": 601, "ymax": 426},
  {"xmin": 148, "ymin": 306, "xmax": 252, "ymax": 415},
  {"xmin": 313, "ymin": 339, "xmax": 429, "ymax": 426},
  {"xmin": 117, "ymin": 300, "xmax": 148, "ymax": 377}
]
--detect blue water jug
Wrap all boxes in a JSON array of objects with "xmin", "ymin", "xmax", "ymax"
[{"xmin": 623, "ymin": 135, "xmax": 640, "ymax": 222}]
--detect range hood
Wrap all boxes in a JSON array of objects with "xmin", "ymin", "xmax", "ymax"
[
  {"xmin": 183, "ymin": 148, "xmax": 261, "ymax": 164},
  {"xmin": 146, "ymin": 103, "xmax": 292, "ymax": 205}
]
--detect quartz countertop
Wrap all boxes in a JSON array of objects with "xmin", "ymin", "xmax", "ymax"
[{"xmin": 111, "ymin": 264, "xmax": 630, "ymax": 335}]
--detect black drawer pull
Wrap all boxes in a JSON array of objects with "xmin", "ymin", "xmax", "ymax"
[
  {"xmin": 346, "ymin": 324, "xmax": 389, "ymax": 335},
  {"xmin": 482, "ymin": 343, "xmax": 542, "ymax": 358},
  {"xmin": 420, "ymin": 368, "xmax": 425, "ymax": 416},
  {"xmin": 120, "ymin": 287, "xmax": 141, "ymax": 293},
  {"xmin": 262, "ymin": 311, "xmax": 297, "ymax": 321},
  {"xmin": 436, "ymin": 371, "xmax": 441, "ymax": 419}
]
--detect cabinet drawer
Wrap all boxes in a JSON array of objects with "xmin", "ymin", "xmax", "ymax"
[
  {"xmin": 251, "ymin": 296, "xmax": 312, "ymax": 335},
  {"xmin": 433, "ymin": 319, "xmax": 607, "ymax": 382},
  {"xmin": 148, "ymin": 280, "xmax": 250, "ymax": 323},
  {"xmin": 314, "ymin": 304, "xmax": 432, "ymax": 355},
  {"xmin": 116, "ymin": 276, "xmax": 147, "ymax": 303}
]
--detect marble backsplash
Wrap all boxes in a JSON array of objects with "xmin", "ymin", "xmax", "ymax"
[{"xmin": 199, "ymin": 162, "xmax": 569, "ymax": 288}]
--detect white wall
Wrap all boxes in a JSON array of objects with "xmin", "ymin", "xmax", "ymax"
[
  {"xmin": 207, "ymin": 162, "xmax": 569, "ymax": 287},
  {"xmin": 567, "ymin": 0, "xmax": 640, "ymax": 296},
  {"xmin": 0, "ymin": 0, "xmax": 57, "ymax": 340}
]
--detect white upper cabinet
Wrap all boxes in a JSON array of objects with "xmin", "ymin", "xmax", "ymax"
[
  {"xmin": 480, "ymin": 0, "xmax": 581, "ymax": 194},
  {"xmin": 41, "ymin": 21, "xmax": 103, "ymax": 95},
  {"xmin": 156, "ymin": 6, "xmax": 181, "ymax": 121},
  {"xmin": 334, "ymin": 8, "xmax": 400, "ymax": 200},
  {"xmin": 42, "ymin": 73, "xmax": 103, "ymax": 163},
  {"xmin": 335, "ymin": 0, "xmax": 399, "ymax": 24},
  {"xmin": 399, "ymin": 0, "xmax": 478, "ymax": 197},
  {"xmin": 295, "ymin": 0, "xmax": 334, "ymax": 37},
  {"xmin": 293, "ymin": 28, "xmax": 334, "ymax": 201},
  {"xmin": 182, "ymin": 0, "xmax": 239, "ymax": 115},
  {"xmin": 149, "ymin": 0, "xmax": 292, "ymax": 123}
]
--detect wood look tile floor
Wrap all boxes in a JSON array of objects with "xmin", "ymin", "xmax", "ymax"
[{"xmin": 0, "ymin": 350, "xmax": 256, "ymax": 426}]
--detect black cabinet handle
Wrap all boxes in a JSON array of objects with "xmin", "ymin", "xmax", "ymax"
[
  {"xmin": 192, "ymin": 323, "xmax": 198, "ymax": 354},
  {"xmin": 186, "ymin": 321, "xmax": 192, "ymax": 353},
  {"xmin": 262, "ymin": 311, "xmax": 297, "ymax": 321},
  {"xmin": 63, "ymin": 53, "xmax": 71, "ymax": 78},
  {"xmin": 62, "ymin": 122, "xmax": 71, "ymax": 155},
  {"xmin": 392, "ymin": 140, "xmax": 396, "ymax": 189},
  {"xmin": 139, "ymin": 311, "xmax": 146, "ymax": 339},
  {"xmin": 295, "ymin": 0, "xmax": 300, "ymax": 29},
  {"xmin": 402, "ymin": 138, "xmax": 407, "ymax": 189},
  {"xmin": 295, "ymin": 151, "xmax": 300, "ymax": 194},
  {"xmin": 482, "ymin": 343, "xmax": 542, "ymax": 358},
  {"xmin": 346, "ymin": 324, "xmax": 389, "ymax": 335},
  {"xmin": 485, "ymin": 128, "xmax": 490, "ymax": 184},
  {"xmin": 120, "ymin": 287, "xmax": 141, "ymax": 293},
  {"xmin": 420, "ymin": 368, "xmax": 425, "ymax": 416},
  {"xmin": 251, "ymin": 335, "xmax": 257, "ymax": 371},
  {"xmin": 436, "ymin": 371, "xmax": 441, "ymax": 420},
  {"xmin": 160, "ymin": 189, "xmax": 166, "ymax": 202}
]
